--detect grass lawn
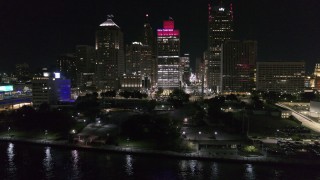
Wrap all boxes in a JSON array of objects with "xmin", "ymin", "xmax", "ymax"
[{"xmin": 246, "ymin": 114, "xmax": 302, "ymax": 137}]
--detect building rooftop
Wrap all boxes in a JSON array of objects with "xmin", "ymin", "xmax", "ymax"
[{"xmin": 99, "ymin": 18, "xmax": 120, "ymax": 28}]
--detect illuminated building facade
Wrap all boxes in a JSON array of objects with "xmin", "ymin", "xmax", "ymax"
[
  {"xmin": 96, "ymin": 17, "xmax": 124, "ymax": 90},
  {"xmin": 221, "ymin": 40, "xmax": 257, "ymax": 93},
  {"xmin": 204, "ymin": 3, "xmax": 233, "ymax": 92},
  {"xmin": 157, "ymin": 19, "xmax": 180, "ymax": 89},
  {"xmin": 256, "ymin": 61, "xmax": 305, "ymax": 93},
  {"xmin": 32, "ymin": 72, "xmax": 71, "ymax": 107}
]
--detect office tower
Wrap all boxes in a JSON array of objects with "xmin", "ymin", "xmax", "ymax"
[
  {"xmin": 157, "ymin": 18, "xmax": 180, "ymax": 89},
  {"xmin": 95, "ymin": 16, "xmax": 124, "ymax": 90},
  {"xmin": 57, "ymin": 54, "xmax": 77, "ymax": 87},
  {"xmin": 313, "ymin": 63, "xmax": 320, "ymax": 90},
  {"xmin": 180, "ymin": 54, "xmax": 191, "ymax": 86},
  {"xmin": 256, "ymin": 61, "xmax": 305, "ymax": 93},
  {"xmin": 125, "ymin": 41, "xmax": 154, "ymax": 89},
  {"xmin": 204, "ymin": 2, "xmax": 234, "ymax": 92},
  {"xmin": 221, "ymin": 40, "xmax": 257, "ymax": 93},
  {"xmin": 32, "ymin": 72, "xmax": 71, "ymax": 107},
  {"xmin": 143, "ymin": 14, "xmax": 156, "ymax": 56},
  {"xmin": 142, "ymin": 14, "xmax": 157, "ymax": 87},
  {"xmin": 15, "ymin": 63, "xmax": 30, "ymax": 82},
  {"xmin": 75, "ymin": 45, "xmax": 95, "ymax": 87}
]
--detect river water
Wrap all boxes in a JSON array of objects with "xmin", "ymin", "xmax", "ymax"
[{"xmin": 0, "ymin": 141, "xmax": 319, "ymax": 180}]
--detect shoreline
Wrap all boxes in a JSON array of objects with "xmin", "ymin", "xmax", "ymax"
[{"xmin": 0, "ymin": 136, "xmax": 319, "ymax": 166}]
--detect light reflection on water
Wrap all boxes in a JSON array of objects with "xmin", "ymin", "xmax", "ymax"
[
  {"xmin": 43, "ymin": 146, "xmax": 53, "ymax": 178},
  {"xmin": 211, "ymin": 162, "xmax": 219, "ymax": 179},
  {"xmin": 1, "ymin": 142, "xmax": 320, "ymax": 179},
  {"xmin": 71, "ymin": 149, "xmax": 80, "ymax": 179},
  {"xmin": 7, "ymin": 142, "xmax": 16, "ymax": 179},
  {"xmin": 125, "ymin": 154, "xmax": 133, "ymax": 176},
  {"xmin": 245, "ymin": 164, "xmax": 255, "ymax": 180}
]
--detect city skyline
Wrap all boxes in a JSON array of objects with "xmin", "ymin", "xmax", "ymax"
[{"xmin": 1, "ymin": 0, "xmax": 320, "ymax": 72}]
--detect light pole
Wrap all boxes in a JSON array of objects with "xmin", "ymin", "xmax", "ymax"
[
  {"xmin": 214, "ymin": 131, "xmax": 218, "ymax": 140},
  {"xmin": 8, "ymin": 127, "xmax": 10, "ymax": 137},
  {"xmin": 45, "ymin": 130, "xmax": 48, "ymax": 140}
]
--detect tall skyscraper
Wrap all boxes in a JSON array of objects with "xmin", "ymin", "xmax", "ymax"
[
  {"xmin": 95, "ymin": 16, "xmax": 124, "ymax": 90},
  {"xmin": 205, "ymin": 2, "xmax": 234, "ymax": 92},
  {"xmin": 157, "ymin": 18, "xmax": 180, "ymax": 89},
  {"xmin": 142, "ymin": 14, "xmax": 157, "ymax": 87},
  {"xmin": 221, "ymin": 40, "xmax": 257, "ymax": 93},
  {"xmin": 75, "ymin": 45, "xmax": 96, "ymax": 87}
]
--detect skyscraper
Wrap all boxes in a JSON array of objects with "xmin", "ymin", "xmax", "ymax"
[
  {"xmin": 75, "ymin": 45, "xmax": 95, "ymax": 87},
  {"xmin": 221, "ymin": 40, "xmax": 257, "ymax": 93},
  {"xmin": 95, "ymin": 16, "xmax": 124, "ymax": 90},
  {"xmin": 157, "ymin": 18, "xmax": 180, "ymax": 89},
  {"xmin": 205, "ymin": 2, "xmax": 234, "ymax": 92}
]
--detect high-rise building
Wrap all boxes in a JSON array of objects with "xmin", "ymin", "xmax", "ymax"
[
  {"xmin": 313, "ymin": 63, "xmax": 320, "ymax": 90},
  {"xmin": 204, "ymin": 2, "xmax": 234, "ymax": 92},
  {"xmin": 157, "ymin": 18, "xmax": 180, "ymax": 89},
  {"xmin": 75, "ymin": 45, "xmax": 95, "ymax": 87},
  {"xmin": 57, "ymin": 54, "xmax": 77, "ymax": 87},
  {"xmin": 15, "ymin": 63, "xmax": 30, "ymax": 82},
  {"xmin": 32, "ymin": 72, "xmax": 71, "ymax": 107},
  {"xmin": 125, "ymin": 41, "xmax": 155, "ymax": 89},
  {"xmin": 221, "ymin": 40, "xmax": 257, "ymax": 93},
  {"xmin": 180, "ymin": 54, "xmax": 191, "ymax": 86},
  {"xmin": 95, "ymin": 16, "xmax": 124, "ymax": 90},
  {"xmin": 256, "ymin": 61, "xmax": 305, "ymax": 93}
]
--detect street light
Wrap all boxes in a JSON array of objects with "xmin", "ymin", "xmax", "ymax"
[
  {"xmin": 8, "ymin": 127, "xmax": 10, "ymax": 137},
  {"xmin": 45, "ymin": 130, "xmax": 48, "ymax": 140},
  {"xmin": 184, "ymin": 118, "xmax": 188, "ymax": 123}
]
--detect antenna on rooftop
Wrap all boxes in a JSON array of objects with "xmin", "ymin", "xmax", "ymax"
[{"xmin": 107, "ymin": 14, "xmax": 114, "ymax": 19}]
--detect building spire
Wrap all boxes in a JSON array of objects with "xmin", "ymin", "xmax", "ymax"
[{"xmin": 107, "ymin": 14, "xmax": 114, "ymax": 19}]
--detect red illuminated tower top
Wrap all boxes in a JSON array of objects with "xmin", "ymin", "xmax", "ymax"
[{"xmin": 157, "ymin": 18, "xmax": 180, "ymax": 37}]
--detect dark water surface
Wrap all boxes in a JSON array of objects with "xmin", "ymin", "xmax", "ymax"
[{"xmin": 0, "ymin": 142, "xmax": 319, "ymax": 180}]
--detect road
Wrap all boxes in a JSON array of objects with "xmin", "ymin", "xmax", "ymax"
[{"xmin": 276, "ymin": 103, "xmax": 320, "ymax": 133}]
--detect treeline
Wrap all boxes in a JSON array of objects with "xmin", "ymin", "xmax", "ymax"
[{"xmin": 6, "ymin": 104, "xmax": 75, "ymax": 133}]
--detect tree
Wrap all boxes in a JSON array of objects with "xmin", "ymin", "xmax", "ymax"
[{"xmin": 167, "ymin": 89, "xmax": 190, "ymax": 107}]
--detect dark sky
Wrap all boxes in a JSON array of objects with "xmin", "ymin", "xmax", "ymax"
[{"xmin": 1, "ymin": 0, "xmax": 320, "ymax": 73}]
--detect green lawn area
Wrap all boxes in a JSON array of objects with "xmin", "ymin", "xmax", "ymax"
[{"xmin": 246, "ymin": 114, "xmax": 302, "ymax": 137}]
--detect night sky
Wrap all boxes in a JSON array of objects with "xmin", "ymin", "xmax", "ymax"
[{"xmin": 1, "ymin": 0, "xmax": 320, "ymax": 73}]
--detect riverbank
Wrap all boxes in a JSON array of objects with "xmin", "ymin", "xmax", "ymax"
[{"xmin": 0, "ymin": 136, "xmax": 319, "ymax": 166}]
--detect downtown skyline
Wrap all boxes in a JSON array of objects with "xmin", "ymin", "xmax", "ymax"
[{"xmin": 1, "ymin": 0, "xmax": 320, "ymax": 72}]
